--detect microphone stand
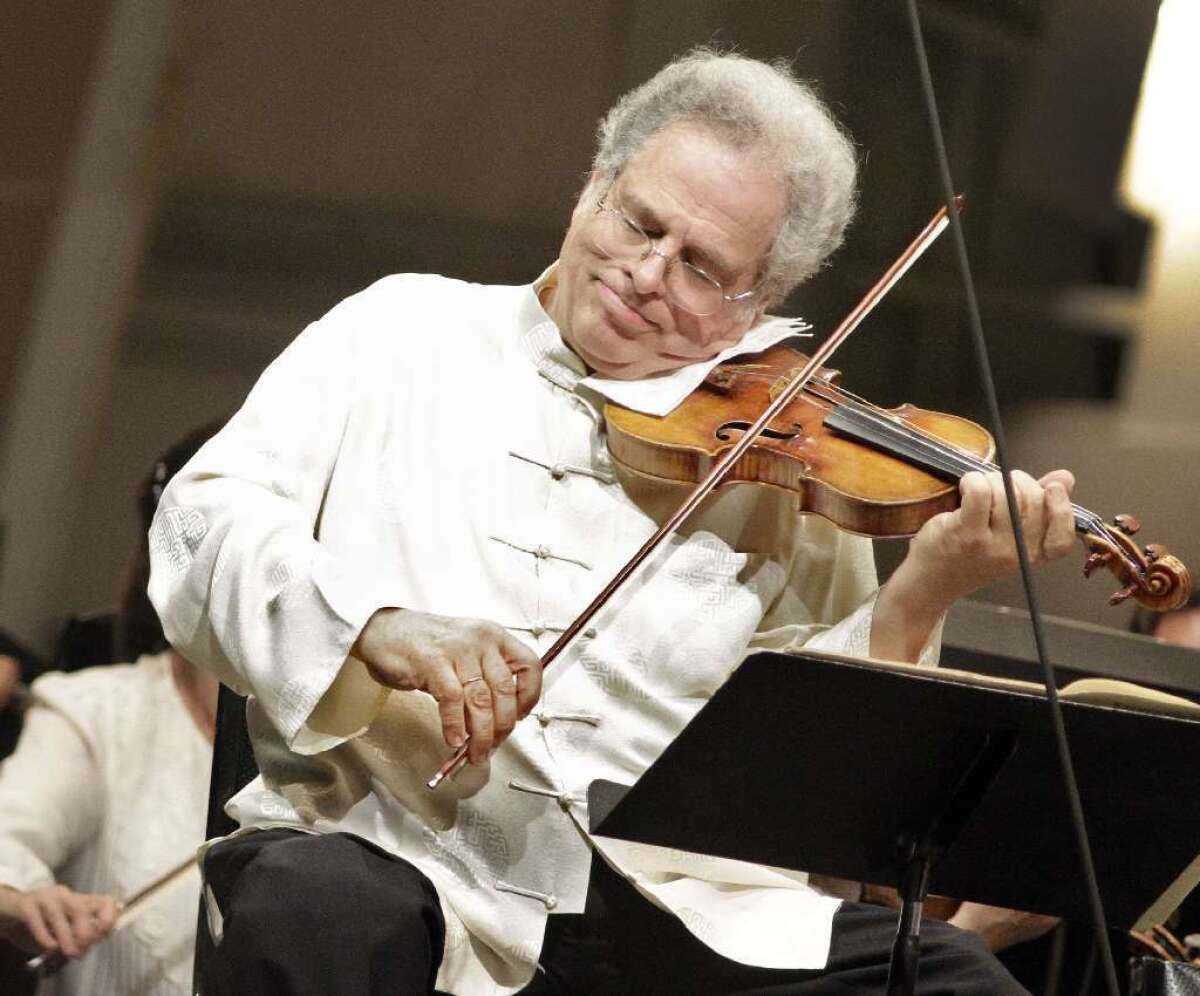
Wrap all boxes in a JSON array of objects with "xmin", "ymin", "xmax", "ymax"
[{"xmin": 904, "ymin": 3, "xmax": 1120, "ymax": 993}]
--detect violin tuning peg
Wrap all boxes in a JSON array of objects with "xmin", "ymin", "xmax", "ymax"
[
  {"xmin": 1109, "ymin": 582, "xmax": 1140, "ymax": 606},
  {"xmin": 1113, "ymin": 513, "xmax": 1141, "ymax": 535},
  {"xmin": 1083, "ymin": 551, "xmax": 1112, "ymax": 578},
  {"xmin": 1144, "ymin": 543, "xmax": 1166, "ymax": 562}
]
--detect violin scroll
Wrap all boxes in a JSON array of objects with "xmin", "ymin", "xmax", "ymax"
[{"xmin": 1080, "ymin": 514, "xmax": 1192, "ymax": 611}]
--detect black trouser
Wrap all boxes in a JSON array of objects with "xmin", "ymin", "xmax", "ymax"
[
  {"xmin": 203, "ymin": 829, "xmax": 1025, "ymax": 995},
  {"xmin": 203, "ymin": 830, "xmax": 446, "ymax": 995}
]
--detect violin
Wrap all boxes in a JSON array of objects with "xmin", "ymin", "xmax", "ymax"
[{"xmin": 604, "ymin": 341, "xmax": 1192, "ymax": 612}]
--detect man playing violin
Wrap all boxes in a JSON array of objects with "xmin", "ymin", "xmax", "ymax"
[{"xmin": 150, "ymin": 48, "xmax": 1071, "ymax": 994}]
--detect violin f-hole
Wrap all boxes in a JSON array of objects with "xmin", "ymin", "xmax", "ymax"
[{"xmin": 715, "ymin": 420, "xmax": 803, "ymax": 442}]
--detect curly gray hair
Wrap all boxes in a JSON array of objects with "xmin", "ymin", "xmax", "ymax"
[{"xmin": 593, "ymin": 48, "xmax": 858, "ymax": 306}]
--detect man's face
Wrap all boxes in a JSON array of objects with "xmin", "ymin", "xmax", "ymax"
[{"xmin": 545, "ymin": 124, "xmax": 784, "ymax": 380}]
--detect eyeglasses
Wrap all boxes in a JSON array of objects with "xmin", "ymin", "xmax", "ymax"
[{"xmin": 588, "ymin": 194, "xmax": 759, "ymax": 317}]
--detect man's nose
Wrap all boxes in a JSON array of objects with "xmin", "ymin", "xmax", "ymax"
[{"xmin": 630, "ymin": 246, "xmax": 670, "ymax": 296}]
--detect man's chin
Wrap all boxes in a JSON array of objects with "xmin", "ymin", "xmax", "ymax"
[
  {"xmin": 569, "ymin": 329, "xmax": 697, "ymax": 381},
  {"xmin": 587, "ymin": 357, "xmax": 687, "ymax": 381},
  {"xmin": 568, "ymin": 335, "xmax": 639, "ymax": 379},
  {"xmin": 582, "ymin": 357, "xmax": 642, "ymax": 380}
]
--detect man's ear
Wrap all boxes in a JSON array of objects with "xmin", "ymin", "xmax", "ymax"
[{"xmin": 570, "ymin": 170, "xmax": 605, "ymax": 222}]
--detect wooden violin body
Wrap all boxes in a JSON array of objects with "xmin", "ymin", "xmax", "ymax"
[
  {"xmin": 606, "ymin": 343, "xmax": 993, "ymax": 539},
  {"xmin": 604, "ymin": 342, "xmax": 1191, "ymax": 611}
]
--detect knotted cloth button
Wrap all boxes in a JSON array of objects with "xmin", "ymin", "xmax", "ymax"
[
  {"xmin": 534, "ymin": 545, "xmax": 550, "ymax": 559},
  {"xmin": 544, "ymin": 895, "xmax": 558, "ymax": 911},
  {"xmin": 550, "ymin": 464, "xmax": 566, "ymax": 480},
  {"xmin": 537, "ymin": 713, "xmax": 551, "ymax": 727}
]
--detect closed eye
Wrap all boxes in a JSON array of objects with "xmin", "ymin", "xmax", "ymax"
[
  {"xmin": 633, "ymin": 217, "xmax": 663, "ymax": 240},
  {"xmin": 686, "ymin": 255, "xmax": 732, "ymax": 285},
  {"xmin": 620, "ymin": 214, "xmax": 645, "ymax": 237},
  {"xmin": 620, "ymin": 192, "xmax": 735, "ymax": 283}
]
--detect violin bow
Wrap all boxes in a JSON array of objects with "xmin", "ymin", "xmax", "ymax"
[
  {"xmin": 904, "ymin": 2, "xmax": 1120, "ymax": 992},
  {"xmin": 428, "ymin": 199, "xmax": 959, "ymax": 789}
]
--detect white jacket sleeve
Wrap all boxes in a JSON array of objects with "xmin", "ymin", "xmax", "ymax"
[
  {"xmin": 750, "ymin": 515, "xmax": 942, "ymax": 666},
  {"xmin": 0, "ymin": 705, "xmax": 103, "ymax": 891},
  {"xmin": 148, "ymin": 281, "xmax": 402, "ymax": 754}
]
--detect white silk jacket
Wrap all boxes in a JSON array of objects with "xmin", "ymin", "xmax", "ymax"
[{"xmin": 148, "ymin": 271, "xmax": 940, "ymax": 995}]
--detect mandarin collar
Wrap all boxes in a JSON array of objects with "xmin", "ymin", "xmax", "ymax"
[{"xmin": 518, "ymin": 263, "xmax": 590, "ymax": 393}]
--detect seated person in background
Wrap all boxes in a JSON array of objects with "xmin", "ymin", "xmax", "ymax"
[
  {"xmin": 0, "ymin": 653, "xmax": 24, "ymax": 714},
  {"xmin": 1132, "ymin": 589, "xmax": 1200, "ymax": 647},
  {"xmin": 0, "ymin": 631, "xmax": 48, "ymax": 994},
  {"xmin": 0, "ymin": 632, "xmax": 47, "ymax": 758},
  {"xmin": 0, "ymin": 424, "xmax": 221, "ymax": 996}
]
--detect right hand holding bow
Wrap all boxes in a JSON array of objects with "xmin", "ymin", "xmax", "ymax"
[{"xmin": 352, "ymin": 608, "xmax": 542, "ymax": 765}]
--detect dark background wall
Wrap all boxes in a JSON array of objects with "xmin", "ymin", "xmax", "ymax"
[{"xmin": 2, "ymin": 0, "xmax": 1190, "ymax": 650}]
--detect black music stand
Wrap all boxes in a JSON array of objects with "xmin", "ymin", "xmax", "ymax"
[{"xmin": 588, "ymin": 650, "xmax": 1200, "ymax": 995}]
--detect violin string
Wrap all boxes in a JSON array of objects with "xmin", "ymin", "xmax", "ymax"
[
  {"xmin": 801, "ymin": 380, "xmax": 993, "ymax": 479},
  {"xmin": 720, "ymin": 366, "xmax": 1111, "ymax": 538},
  {"xmin": 815, "ymin": 382, "xmax": 1111, "ymax": 536},
  {"xmin": 727, "ymin": 369, "xmax": 974, "ymax": 473},
  {"xmin": 714, "ymin": 361, "xmax": 1113, "ymax": 539},
  {"xmin": 806, "ymin": 381, "xmax": 1111, "ymax": 537}
]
